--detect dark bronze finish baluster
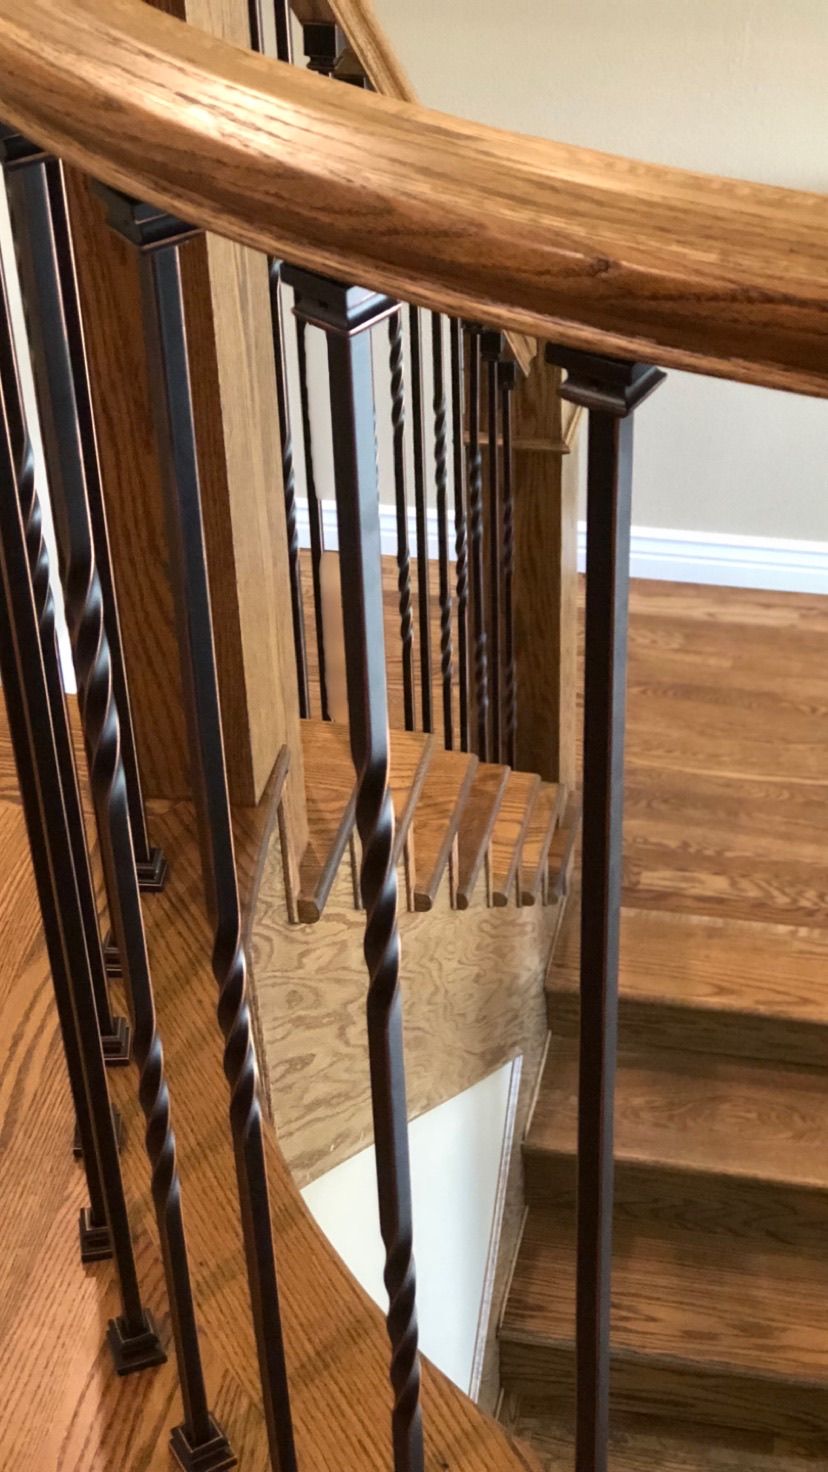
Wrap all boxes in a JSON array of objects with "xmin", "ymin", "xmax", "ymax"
[
  {"xmin": 64, "ymin": 187, "xmax": 234, "ymax": 1467},
  {"xmin": 302, "ymin": 20, "xmax": 344, "ymax": 75},
  {"xmin": 0, "ymin": 255, "xmax": 163, "ymax": 1370},
  {"xmin": 431, "ymin": 314, "xmax": 453, "ymax": 748},
  {"xmin": 547, "ymin": 344, "xmax": 665, "ymax": 1472},
  {"xmin": 409, "ymin": 304, "xmax": 433, "ymax": 732},
  {"xmin": 268, "ymin": 260, "xmax": 309, "ymax": 718},
  {"xmin": 388, "ymin": 311, "xmax": 415, "ymax": 729},
  {"xmin": 297, "ymin": 315, "xmax": 330, "ymax": 720},
  {"xmin": 101, "ymin": 189, "xmax": 295, "ymax": 1472},
  {"xmin": 285, "ymin": 266, "xmax": 423, "ymax": 1472},
  {"xmin": 480, "ymin": 330, "xmax": 503, "ymax": 760},
  {"xmin": 449, "ymin": 319, "xmax": 469, "ymax": 753},
  {"xmin": 465, "ymin": 324, "xmax": 488, "ymax": 759},
  {"xmin": 499, "ymin": 358, "xmax": 518, "ymax": 769}
]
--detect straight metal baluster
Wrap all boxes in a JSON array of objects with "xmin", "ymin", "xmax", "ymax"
[
  {"xmin": 102, "ymin": 191, "xmax": 296, "ymax": 1472},
  {"xmin": 409, "ymin": 305, "xmax": 432, "ymax": 733},
  {"xmin": 21, "ymin": 174, "xmax": 232, "ymax": 1466},
  {"xmin": 297, "ymin": 316, "xmax": 330, "ymax": 720},
  {"xmin": 449, "ymin": 318, "xmax": 469, "ymax": 753},
  {"xmin": 481, "ymin": 331, "xmax": 503, "ymax": 760},
  {"xmin": 0, "ymin": 254, "xmax": 163, "ymax": 1372},
  {"xmin": 388, "ymin": 311, "xmax": 415, "ymax": 729},
  {"xmin": 547, "ymin": 344, "xmax": 665, "ymax": 1472},
  {"xmin": 247, "ymin": 0, "xmax": 291, "ymax": 61},
  {"xmin": 466, "ymin": 324, "xmax": 488, "ymax": 759},
  {"xmin": 285, "ymin": 267, "xmax": 423, "ymax": 1472},
  {"xmin": 431, "ymin": 314, "xmax": 453, "ymax": 749},
  {"xmin": 500, "ymin": 358, "xmax": 518, "ymax": 769}
]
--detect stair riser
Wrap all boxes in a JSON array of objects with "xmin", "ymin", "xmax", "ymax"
[
  {"xmin": 522, "ymin": 1156, "xmax": 828, "ymax": 1251},
  {"xmin": 499, "ymin": 1342, "xmax": 828, "ymax": 1442},
  {"xmin": 545, "ymin": 993, "xmax": 828, "ymax": 1071}
]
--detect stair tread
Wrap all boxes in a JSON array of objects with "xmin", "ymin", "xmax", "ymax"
[
  {"xmin": 526, "ymin": 1033, "xmax": 828, "ymax": 1194},
  {"xmin": 546, "ymin": 796, "xmax": 580, "ymax": 901},
  {"xmin": 298, "ymin": 720, "xmax": 356, "ymax": 921},
  {"xmin": 502, "ymin": 1205, "xmax": 828, "ymax": 1386},
  {"xmin": 389, "ymin": 730, "xmax": 435, "ymax": 867},
  {"xmin": 548, "ymin": 902, "xmax": 828, "ymax": 1028},
  {"xmin": 456, "ymin": 763, "xmax": 510, "ymax": 909},
  {"xmin": 508, "ymin": 1401, "xmax": 822, "ymax": 1472},
  {"xmin": 412, "ymin": 749, "xmax": 479, "ymax": 911},
  {"xmin": 490, "ymin": 771, "xmax": 542, "ymax": 906},
  {"xmin": 520, "ymin": 782, "xmax": 564, "ymax": 905}
]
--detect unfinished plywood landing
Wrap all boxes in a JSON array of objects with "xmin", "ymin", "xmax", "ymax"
[{"xmin": 500, "ymin": 581, "xmax": 828, "ymax": 1470}]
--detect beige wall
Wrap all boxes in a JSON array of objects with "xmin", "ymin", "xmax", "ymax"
[{"xmin": 374, "ymin": 0, "xmax": 828, "ymax": 541}]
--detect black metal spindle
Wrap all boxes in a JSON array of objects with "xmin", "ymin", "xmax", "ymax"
[
  {"xmin": 388, "ymin": 311, "xmax": 415, "ymax": 730},
  {"xmin": 286, "ymin": 266, "xmax": 423, "ymax": 1472},
  {"xmin": 0, "ymin": 254, "xmax": 163, "ymax": 1373},
  {"xmin": 102, "ymin": 191, "xmax": 296, "ymax": 1472},
  {"xmin": 465, "ymin": 324, "xmax": 488, "ymax": 759},
  {"xmin": 268, "ymin": 260, "xmax": 309, "ymax": 718},
  {"xmin": 409, "ymin": 305, "xmax": 432, "ymax": 733},
  {"xmin": 547, "ymin": 345, "xmax": 664, "ymax": 1472},
  {"xmin": 302, "ymin": 20, "xmax": 344, "ymax": 75},
  {"xmin": 481, "ymin": 330, "xmax": 503, "ymax": 760},
  {"xmin": 297, "ymin": 316, "xmax": 330, "ymax": 720},
  {"xmin": 431, "ymin": 314, "xmax": 453, "ymax": 749},
  {"xmin": 449, "ymin": 319, "xmax": 469, "ymax": 754},
  {"xmin": 247, "ymin": 0, "xmax": 291, "ymax": 61},
  {"xmin": 16, "ymin": 171, "xmax": 231, "ymax": 1466},
  {"xmin": 499, "ymin": 358, "xmax": 518, "ymax": 769}
]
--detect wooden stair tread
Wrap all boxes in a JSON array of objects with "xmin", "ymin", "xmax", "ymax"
[
  {"xmin": 490, "ymin": 771, "xmax": 542, "ymax": 907},
  {"xmin": 549, "ymin": 902, "xmax": 828, "ymax": 1029},
  {"xmin": 297, "ymin": 720, "xmax": 355, "ymax": 922},
  {"xmin": 520, "ymin": 782, "xmax": 563, "ymax": 905},
  {"xmin": 526, "ymin": 1033, "xmax": 828, "ymax": 1195},
  {"xmin": 389, "ymin": 730, "xmax": 435, "ymax": 867},
  {"xmin": 508, "ymin": 1401, "xmax": 822, "ymax": 1472},
  {"xmin": 546, "ymin": 796, "xmax": 580, "ymax": 901},
  {"xmin": 501, "ymin": 1205, "xmax": 828, "ymax": 1388},
  {"xmin": 412, "ymin": 748, "xmax": 479, "ymax": 911},
  {"xmin": 456, "ymin": 763, "xmax": 510, "ymax": 909}
]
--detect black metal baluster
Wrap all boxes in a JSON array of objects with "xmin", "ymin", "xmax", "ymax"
[
  {"xmin": 285, "ymin": 266, "xmax": 423, "ymax": 1472},
  {"xmin": 465, "ymin": 324, "xmax": 488, "ymax": 759},
  {"xmin": 0, "ymin": 254, "xmax": 163, "ymax": 1372},
  {"xmin": 409, "ymin": 305, "xmax": 432, "ymax": 733},
  {"xmin": 499, "ymin": 358, "xmax": 518, "ymax": 769},
  {"xmin": 247, "ymin": 0, "xmax": 291, "ymax": 61},
  {"xmin": 388, "ymin": 311, "xmax": 415, "ymax": 730},
  {"xmin": 449, "ymin": 319, "xmax": 469, "ymax": 754},
  {"xmin": 547, "ymin": 345, "xmax": 664, "ymax": 1472},
  {"xmin": 431, "ymin": 314, "xmax": 453, "ymax": 749},
  {"xmin": 297, "ymin": 316, "xmax": 330, "ymax": 720},
  {"xmin": 302, "ymin": 20, "xmax": 344, "ymax": 75},
  {"xmin": 481, "ymin": 330, "xmax": 503, "ymax": 761},
  {"xmin": 17, "ymin": 171, "xmax": 232, "ymax": 1466},
  {"xmin": 268, "ymin": 260, "xmax": 309, "ymax": 718},
  {"xmin": 102, "ymin": 190, "xmax": 296, "ymax": 1472}
]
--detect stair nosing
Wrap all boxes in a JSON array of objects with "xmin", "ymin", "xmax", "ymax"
[{"xmin": 413, "ymin": 752, "xmax": 480, "ymax": 911}]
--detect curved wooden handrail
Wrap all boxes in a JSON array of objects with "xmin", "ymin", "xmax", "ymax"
[{"xmin": 0, "ymin": 0, "xmax": 827, "ymax": 395}]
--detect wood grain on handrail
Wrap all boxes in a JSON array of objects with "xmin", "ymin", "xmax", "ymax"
[{"xmin": 1, "ymin": 0, "xmax": 827, "ymax": 395}]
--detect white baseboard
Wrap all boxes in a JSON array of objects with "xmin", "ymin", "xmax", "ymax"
[{"xmin": 297, "ymin": 498, "xmax": 828, "ymax": 596}]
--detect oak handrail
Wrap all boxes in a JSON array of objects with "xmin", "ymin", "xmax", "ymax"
[{"xmin": 1, "ymin": 0, "xmax": 827, "ymax": 396}]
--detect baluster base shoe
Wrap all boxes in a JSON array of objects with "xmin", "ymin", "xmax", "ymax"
[
  {"xmin": 73, "ymin": 1106, "xmax": 124, "ymax": 1159},
  {"xmin": 107, "ymin": 1310, "xmax": 167, "ymax": 1375},
  {"xmin": 78, "ymin": 1207, "xmax": 112, "ymax": 1263},
  {"xmin": 137, "ymin": 846, "xmax": 169, "ymax": 892},
  {"xmin": 101, "ymin": 1013, "xmax": 131, "ymax": 1065},
  {"xmin": 102, "ymin": 931, "xmax": 122, "ymax": 979},
  {"xmin": 170, "ymin": 1417, "xmax": 237, "ymax": 1471}
]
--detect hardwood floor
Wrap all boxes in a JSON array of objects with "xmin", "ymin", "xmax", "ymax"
[{"xmin": 501, "ymin": 580, "xmax": 828, "ymax": 1468}]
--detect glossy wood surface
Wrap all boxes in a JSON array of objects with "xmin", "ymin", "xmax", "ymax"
[{"xmin": 0, "ymin": 0, "xmax": 827, "ymax": 393}]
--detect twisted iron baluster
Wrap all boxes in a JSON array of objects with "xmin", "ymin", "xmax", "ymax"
[
  {"xmin": 285, "ymin": 267, "xmax": 423, "ymax": 1472},
  {"xmin": 408, "ymin": 304, "xmax": 432, "ymax": 733},
  {"xmin": 466, "ymin": 324, "xmax": 489, "ymax": 759},
  {"xmin": 449, "ymin": 318, "xmax": 469, "ymax": 753},
  {"xmin": 268, "ymin": 259, "xmax": 309, "ymax": 718},
  {"xmin": 388, "ymin": 310, "xmax": 415, "ymax": 729},
  {"xmin": 97, "ymin": 187, "xmax": 295, "ymax": 1472},
  {"xmin": 500, "ymin": 359, "xmax": 518, "ymax": 769},
  {"xmin": 431, "ymin": 313, "xmax": 453, "ymax": 749},
  {"xmin": 20, "ymin": 172, "xmax": 231, "ymax": 1464}
]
